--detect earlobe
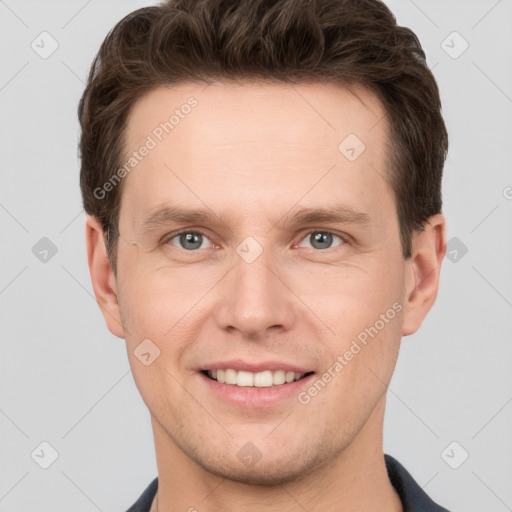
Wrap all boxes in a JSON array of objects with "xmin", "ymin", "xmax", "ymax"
[
  {"xmin": 85, "ymin": 216, "xmax": 125, "ymax": 339},
  {"xmin": 402, "ymin": 214, "xmax": 447, "ymax": 337}
]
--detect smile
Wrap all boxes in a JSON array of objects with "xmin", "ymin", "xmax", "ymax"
[{"xmin": 202, "ymin": 369, "xmax": 314, "ymax": 387}]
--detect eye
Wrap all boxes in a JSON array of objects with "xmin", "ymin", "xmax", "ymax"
[
  {"xmin": 166, "ymin": 231, "xmax": 212, "ymax": 250},
  {"xmin": 297, "ymin": 230, "xmax": 346, "ymax": 250}
]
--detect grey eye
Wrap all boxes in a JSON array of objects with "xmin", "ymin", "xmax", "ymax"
[
  {"xmin": 298, "ymin": 231, "xmax": 344, "ymax": 250},
  {"xmin": 310, "ymin": 232, "xmax": 333, "ymax": 249},
  {"xmin": 169, "ymin": 232, "xmax": 209, "ymax": 250}
]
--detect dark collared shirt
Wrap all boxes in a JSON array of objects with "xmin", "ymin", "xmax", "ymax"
[{"xmin": 126, "ymin": 454, "xmax": 451, "ymax": 511}]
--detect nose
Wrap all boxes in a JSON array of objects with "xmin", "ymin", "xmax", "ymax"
[{"xmin": 213, "ymin": 244, "xmax": 297, "ymax": 340}]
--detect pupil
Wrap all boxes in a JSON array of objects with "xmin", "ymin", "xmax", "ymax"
[
  {"xmin": 311, "ymin": 232, "xmax": 332, "ymax": 249},
  {"xmin": 180, "ymin": 232, "xmax": 202, "ymax": 250}
]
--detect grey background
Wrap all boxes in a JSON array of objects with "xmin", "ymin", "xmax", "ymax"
[{"xmin": 1, "ymin": 0, "xmax": 511, "ymax": 510}]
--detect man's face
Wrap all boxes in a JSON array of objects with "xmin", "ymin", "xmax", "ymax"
[{"xmin": 111, "ymin": 82, "xmax": 410, "ymax": 483}]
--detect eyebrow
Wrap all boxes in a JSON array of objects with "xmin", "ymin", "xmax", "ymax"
[
  {"xmin": 138, "ymin": 206, "xmax": 225, "ymax": 234},
  {"xmin": 276, "ymin": 205, "xmax": 371, "ymax": 229},
  {"xmin": 137, "ymin": 204, "xmax": 371, "ymax": 234}
]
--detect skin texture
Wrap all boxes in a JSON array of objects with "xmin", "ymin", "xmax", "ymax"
[{"xmin": 86, "ymin": 82, "xmax": 446, "ymax": 511}]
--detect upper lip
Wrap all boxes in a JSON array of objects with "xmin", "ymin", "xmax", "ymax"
[{"xmin": 200, "ymin": 359, "xmax": 313, "ymax": 374}]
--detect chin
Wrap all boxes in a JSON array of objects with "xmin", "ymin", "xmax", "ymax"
[{"xmin": 191, "ymin": 443, "xmax": 331, "ymax": 486}]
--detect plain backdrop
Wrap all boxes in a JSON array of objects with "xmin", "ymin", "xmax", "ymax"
[{"xmin": 1, "ymin": 0, "xmax": 511, "ymax": 511}]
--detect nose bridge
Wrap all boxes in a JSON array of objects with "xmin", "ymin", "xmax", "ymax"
[{"xmin": 214, "ymin": 237, "xmax": 295, "ymax": 337}]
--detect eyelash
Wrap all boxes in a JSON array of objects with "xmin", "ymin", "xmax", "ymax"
[{"xmin": 161, "ymin": 229, "xmax": 349, "ymax": 251}]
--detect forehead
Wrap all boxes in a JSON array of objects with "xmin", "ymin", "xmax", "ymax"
[
  {"xmin": 119, "ymin": 81, "xmax": 392, "ymax": 229},
  {"xmin": 125, "ymin": 80, "xmax": 387, "ymax": 152}
]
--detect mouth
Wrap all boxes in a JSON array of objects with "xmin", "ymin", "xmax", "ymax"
[{"xmin": 200, "ymin": 369, "xmax": 315, "ymax": 388}]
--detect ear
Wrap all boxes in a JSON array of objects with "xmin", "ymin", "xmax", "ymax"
[
  {"xmin": 402, "ymin": 214, "xmax": 447, "ymax": 336},
  {"xmin": 85, "ymin": 215, "xmax": 124, "ymax": 338}
]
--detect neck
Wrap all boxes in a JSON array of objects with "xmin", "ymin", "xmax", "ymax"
[{"xmin": 150, "ymin": 398, "xmax": 402, "ymax": 512}]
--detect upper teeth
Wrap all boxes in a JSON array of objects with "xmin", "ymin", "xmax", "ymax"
[{"xmin": 207, "ymin": 369, "xmax": 305, "ymax": 387}]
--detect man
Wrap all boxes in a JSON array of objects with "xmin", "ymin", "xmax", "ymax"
[{"xmin": 79, "ymin": 0, "xmax": 450, "ymax": 510}]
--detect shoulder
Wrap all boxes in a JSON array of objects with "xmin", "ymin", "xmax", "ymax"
[
  {"xmin": 385, "ymin": 454, "xmax": 451, "ymax": 512},
  {"xmin": 125, "ymin": 477, "xmax": 158, "ymax": 512}
]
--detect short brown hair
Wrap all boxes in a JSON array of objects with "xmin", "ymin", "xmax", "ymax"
[{"xmin": 78, "ymin": 0, "xmax": 448, "ymax": 273}]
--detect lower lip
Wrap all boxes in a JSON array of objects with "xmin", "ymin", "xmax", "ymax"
[{"xmin": 199, "ymin": 371, "xmax": 316, "ymax": 408}]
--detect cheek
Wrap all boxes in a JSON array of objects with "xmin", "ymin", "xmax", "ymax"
[
  {"xmin": 115, "ymin": 261, "xmax": 222, "ymax": 413},
  {"xmin": 116, "ymin": 248, "xmax": 218, "ymax": 339},
  {"xmin": 287, "ymin": 258, "xmax": 405, "ymax": 393},
  {"xmin": 305, "ymin": 301, "xmax": 403, "ymax": 420},
  {"xmin": 116, "ymin": 267, "xmax": 197, "ymax": 418},
  {"xmin": 288, "ymin": 257, "xmax": 405, "ymax": 332}
]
